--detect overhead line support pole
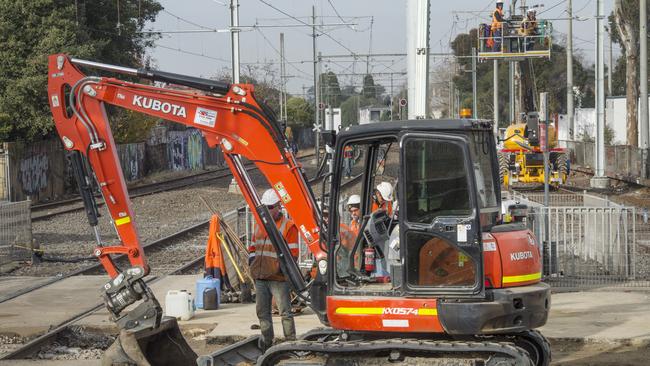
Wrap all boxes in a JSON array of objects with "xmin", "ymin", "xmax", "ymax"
[{"xmin": 567, "ymin": 0, "xmax": 574, "ymax": 140}]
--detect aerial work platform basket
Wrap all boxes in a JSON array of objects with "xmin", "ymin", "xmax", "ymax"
[{"xmin": 478, "ymin": 17, "xmax": 552, "ymax": 60}]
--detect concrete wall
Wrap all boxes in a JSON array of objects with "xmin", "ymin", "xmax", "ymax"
[{"xmin": 0, "ymin": 125, "xmax": 316, "ymax": 203}]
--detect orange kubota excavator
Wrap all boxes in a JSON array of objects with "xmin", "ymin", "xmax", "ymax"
[{"xmin": 47, "ymin": 54, "xmax": 551, "ymax": 366}]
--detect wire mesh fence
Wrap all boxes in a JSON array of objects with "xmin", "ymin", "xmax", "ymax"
[{"xmin": 0, "ymin": 200, "xmax": 33, "ymax": 265}]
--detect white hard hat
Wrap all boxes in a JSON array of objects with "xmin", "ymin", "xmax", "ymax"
[
  {"xmin": 496, "ymin": 0, "xmax": 504, "ymax": 4},
  {"xmin": 527, "ymin": 9, "xmax": 536, "ymax": 14},
  {"xmin": 376, "ymin": 182, "xmax": 393, "ymax": 201},
  {"xmin": 347, "ymin": 194, "xmax": 361, "ymax": 206},
  {"xmin": 261, "ymin": 189, "xmax": 281, "ymax": 206}
]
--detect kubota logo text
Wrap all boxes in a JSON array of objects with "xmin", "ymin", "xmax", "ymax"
[
  {"xmin": 510, "ymin": 251, "xmax": 534, "ymax": 261},
  {"xmin": 133, "ymin": 96, "xmax": 187, "ymax": 117}
]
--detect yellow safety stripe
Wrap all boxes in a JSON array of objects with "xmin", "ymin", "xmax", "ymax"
[
  {"xmin": 115, "ymin": 216, "xmax": 131, "ymax": 226},
  {"xmin": 417, "ymin": 308, "xmax": 438, "ymax": 316},
  {"xmin": 502, "ymin": 272, "xmax": 542, "ymax": 284},
  {"xmin": 335, "ymin": 307, "xmax": 438, "ymax": 316}
]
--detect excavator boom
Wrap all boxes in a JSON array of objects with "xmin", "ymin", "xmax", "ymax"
[{"xmin": 47, "ymin": 54, "xmax": 327, "ymax": 365}]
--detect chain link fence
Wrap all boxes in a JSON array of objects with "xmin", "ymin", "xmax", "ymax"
[{"xmin": 0, "ymin": 200, "xmax": 33, "ymax": 265}]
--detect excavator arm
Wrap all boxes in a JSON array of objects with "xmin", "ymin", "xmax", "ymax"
[{"xmin": 47, "ymin": 55, "xmax": 327, "ymax": 358}]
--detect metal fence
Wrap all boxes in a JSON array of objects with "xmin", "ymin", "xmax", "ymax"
[
  {"xmin": 0, "ymin": 200, "xmax": 33, "ymax": 265},
  {"xmin": 0, "ymin": 147, "xmax": 8, "ymax": 201},
  {"xmin": 561, "ymin": 140, "xmax": 649, "ymax": 180},
  {"xmin": 527, "ymin": 206, "xmax": 643, "ymax": 288}
]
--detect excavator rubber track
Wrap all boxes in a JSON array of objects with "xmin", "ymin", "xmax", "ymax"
[{"xmin": 257, "ymin": 338, "xmax": 535, "ymax": 366}]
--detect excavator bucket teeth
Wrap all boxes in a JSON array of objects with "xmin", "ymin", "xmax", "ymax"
[{"xmin": 103, "ymin": 317, "xmax": 197, "ymax": 366}]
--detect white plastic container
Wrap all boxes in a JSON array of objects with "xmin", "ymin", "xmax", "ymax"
[{"xmin": 165, "ymin": 290, "xmax": 195, "ymax": 321}]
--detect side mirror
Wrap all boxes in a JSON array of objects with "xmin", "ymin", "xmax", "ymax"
[{"xmin": 320, "ymin": 130, "xmax": 336, "ymax": 147}]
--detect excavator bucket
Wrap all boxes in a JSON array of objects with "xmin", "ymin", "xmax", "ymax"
[{"xmin": 103, "ymin": 317, "xmax": 197, "ymax": 366}]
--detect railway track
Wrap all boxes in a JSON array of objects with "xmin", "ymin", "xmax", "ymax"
[
  {"xmin": 31, "ymin": 153, "xmax": 316, "ymax": 221},
  {"xmin": 1, "ymin": 158, "xmax": 349, "ymax": 305},
  {"xmin": 0, "ymin": 247, "xmax": 207, "ymax": 361},
  {"xmin": 0, "ymin": 168, "xmax": 363, "ymax": 362}
]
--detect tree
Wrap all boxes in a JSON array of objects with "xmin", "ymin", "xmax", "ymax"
[
  {"xmin": 611, "ymin": 0, "xmax": 645, "ymax": 147},
  {"xmin": 0, "ymin": 1, "xmax": 163, "ymax": 142},
  {"xmin": 319, "ymin": 71, "xmax": 343, "ymax": 107},
  {"xmin": 362, "ymin": 74, "xmax": 377, "ymax": 100},
  {"xmin": 340, "ymin": 95, "xmax": 374, "ymax": 127},
  {"xmin": 286, "ymin": 97, "xmax": 314, "ymax": 127}
]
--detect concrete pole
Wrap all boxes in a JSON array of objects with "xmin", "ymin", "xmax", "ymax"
[
  {"xmin": 312, "ymin": 6, "xmax": 320, "ymax": 165},
  {"xmin": 494, "ymin": 60, "xmax": 499, "ymax": 139},
  {"xmin": 472, "ymin": 47, "xmax": 478, "ymax": 119},
  {"xmin": 407, "ymin": 0, "xmax": 431, "ymax": 119},
  {"xmin": 228, "ymin": 0, "xmax": 241, "ymax": 193},
  {"xmin": 509, "ymin": 2, "xmax": 516, "ymax": 124},
  {"xmin": 509, "ymin": 62, "xmax": 515, "ymax": 123},
  {"xmin": 566, "ymin": 0, "xmax": 574, "ymax": 140},
  {"xmin": 608, "ymin": 28, "xmax": 613, "ymax": 96},
  {"xmin": 640, "ymin": 0, "xmax": 648, "ymax": 150},
  {"xmin": 591, "ymin": 0, "xmax": 608, "ymax": 188},
  {"xmin": 279, "ymin": 33, "xmax": 285, "ymax": 121},
  {"xmin": 230, "ymin": 0, "xmax": 240, "ymax": 83}
]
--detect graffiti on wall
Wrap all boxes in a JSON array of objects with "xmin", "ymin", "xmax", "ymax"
[
  {"xmin": 19, "ymin": 154, "xmax": 49, "ymax": 195},
  {"xmin": 168, "ymin": 130, "xmax": 204, "ymax": 171},
  {"xmin": 118, "ymin": 143, "xmax": 145, "ymax": 182}
]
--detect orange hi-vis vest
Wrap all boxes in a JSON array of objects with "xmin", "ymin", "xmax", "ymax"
[
  {"xmin": 492, "ymin": 7, "xmax": 504, "ymax": 30},
  {"xmin": 248, "ymin": 216, "xmax": 299, "ymax": 281},
  {"xmin": 372, "ymin": 200, "xmax": 393, "ymax": 217},
  {"xmin": 205, "ymin": 214, "xmax": 226, "ymax": 278}
]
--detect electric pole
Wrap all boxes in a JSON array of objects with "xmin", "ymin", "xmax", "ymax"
[
  {"xmin": 640, "ymin": 0, "xmax": 648, "ymax": 151},
  {"xmin": 494, "ymin": 60, "xmax": 499, "ymax": 139},
  {"xmin": 230, "ymin": 0, "xmax": 240, "ymax": 83},
  {"xmin": 228, "ymin": 0, "xmax": 241, "ymax": 193},
  {"xmin": 591, "ymin": 0, "xmax": 608, "ymax": 188},
  {"xmin": 472, "ymin": 47, "xmax": 478, "ymax": 119},
  {"xmin": 567, "ymin": 0, "xmax": 574, "ymax": 140},
  {"xmin": 280, "ymin": 33, "xmax": 286, "ymax": 121},
  {"xmin": 312, "ymin": 6, "xmax": 320, "ymax": 165}
]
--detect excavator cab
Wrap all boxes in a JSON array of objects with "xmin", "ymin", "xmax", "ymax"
[
  {"xmin": 478, "ymin": 15, "xmax": 552, "ymax": 60},
  {"xmin": 330, "ymin": 127, "xmax": 494, "ymax": 295}
]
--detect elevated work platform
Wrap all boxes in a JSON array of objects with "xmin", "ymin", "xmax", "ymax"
[{"xmin": 478, "ymin": 18, "xmax": 552, "ymax": 60}]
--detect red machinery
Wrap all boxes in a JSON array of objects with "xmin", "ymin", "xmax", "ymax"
[{"xmin": 47, "ymin": 54, "xmax": 551, "ymax": 365}]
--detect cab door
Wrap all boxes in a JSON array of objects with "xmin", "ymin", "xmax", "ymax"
[{"xmin": 399, "ymin": 132, "xmax": 484, "ymax": 297}]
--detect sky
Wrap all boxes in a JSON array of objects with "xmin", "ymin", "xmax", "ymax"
[{"xmin": 145, "ymin": 0, "xmax": 617, "ymax": 95}]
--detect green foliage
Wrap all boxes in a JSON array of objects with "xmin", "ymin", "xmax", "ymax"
[
  {"xmin": 286, "ymin": 97, "xmax": 313, "ymax": 128},
  {"xmin": 0, "ymin": 0, "xmax": 162, "ymax": 142},
  {"xmin": 110, "ymin": 109, "xmax": 159, "ymax": 143},
  {"xmin": 362, "ymin": 74, "xmax": 377, "ymax": 100},
  {"xmin": 319, "ymin": 71, "xmax": 342, "ymax": 107},
  {"xmin": 340, "ymin": 95, "xmax": 375, "ymax": 127}
]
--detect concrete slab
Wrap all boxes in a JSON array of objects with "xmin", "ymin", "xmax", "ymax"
[
  {"xmin": 0, "ymin": 276, "xmax": 107, "ymax": 336},
  {"xmin": 541, "ymin": 289, "xmax": 650, "ymax": 340},
  {"xmin": 0, "ymin": 361, "xmax": 100, "ymax": 366},
  {"xmin": 79, "ymin": 275, "xmax": 323, "ymax": 337},
  {"xmin": 4, "ymin": 273, "xmax": 650, "ymax": 344},
  {"xmin": 0, "ymin": 277, "xmax": 54, "ymax": 300}
]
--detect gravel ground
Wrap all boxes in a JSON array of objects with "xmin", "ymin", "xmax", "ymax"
[{"xmin": 5, "ymin": 159, "xmax": 318, "ymax": 278}]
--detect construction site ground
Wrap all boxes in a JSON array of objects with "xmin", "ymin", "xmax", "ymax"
[{"xmin": 1, "ymin": 275, "xmax": 650, "ymax": 365}]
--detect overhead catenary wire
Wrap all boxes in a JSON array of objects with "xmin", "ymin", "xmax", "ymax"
[{"xmin": 257, "ymin": 0, "xmax": 359, "ymax": 57}]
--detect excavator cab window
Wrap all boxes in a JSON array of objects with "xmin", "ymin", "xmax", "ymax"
[
  {"xmin": 399, "ymin": 133, "xmax": 484, "ymax": 296},
  {"xmin": 333, "ymin": 137, "xmax": 398, "ymax": 293}
]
